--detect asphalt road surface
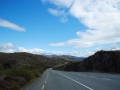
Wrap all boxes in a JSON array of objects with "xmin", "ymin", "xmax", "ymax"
[{"xmin": 25, "ymin": 69, "xmax": 120, "ymax": 90}]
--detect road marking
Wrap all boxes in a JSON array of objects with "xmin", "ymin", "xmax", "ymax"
[
  {"xmin": 71, "ymin": 73, "xmax": 111, "ymax": 81},
  {"xmin": 42, "ymin": 85, "xmax": 44, "ymax": 89},
  {"xmin": 90, "ymin": 76, "xmax": 96, "ymax": 78},
  {"xmin": 45, "ymin": 81, "xmax": 46, "ymax": 83},
  {"xmin": 102, "ymin": 78, "xmax": 111, "ymax": 80},
  {"xmin": 42, "ymin": 73, "xmax": 49, "ymax": 90},
  {"xmin": 59, "ymin": 73, "xmax": 93, "ymax": 90}
]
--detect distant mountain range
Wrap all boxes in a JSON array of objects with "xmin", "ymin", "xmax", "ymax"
[{"xmin": 43, "ymin": 54, "xmax": 86, "ymax": 60}]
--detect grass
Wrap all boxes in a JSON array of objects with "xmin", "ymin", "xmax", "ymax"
[{"xmin": 0, "ymin": 66, "xmax": 47, "ymax": 90}]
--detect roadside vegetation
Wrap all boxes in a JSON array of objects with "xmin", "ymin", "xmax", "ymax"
[
  {"xmin": 0, "ymin": 52, "xmax": 68, "ymax": 90},
  {"xmin": 0, "ymin": 65, "xmax": 47, "ymax": 90}
]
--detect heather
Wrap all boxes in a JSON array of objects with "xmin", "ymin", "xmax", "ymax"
[{"xmin": 0, "ymin": 66, "xmax": 47, "ymax": 90}]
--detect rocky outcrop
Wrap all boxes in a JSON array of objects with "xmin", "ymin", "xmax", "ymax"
[{"xmin": 65, "ymin": 51, "xmax": 120, "ymax": 73}]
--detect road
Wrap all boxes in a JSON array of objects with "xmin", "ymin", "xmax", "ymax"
[{"xmin": 25, "ymin": 69, "xmax": 120, "ymax": 90}]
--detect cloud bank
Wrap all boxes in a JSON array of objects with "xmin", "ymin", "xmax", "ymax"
[
  {"xmin": 42, "ymin": 0, "xmax": 120, "ymax": 48},
  {"xmin": 0, "ymin": 43, "xmax": 97, "ymax": 57},
  {"xmin": 0, "ymin": 43, "xmax": 119, "ymax": 57},
  {"xmin": 0, "ymin": 18, "xmax": 25, "ymax": 31}
]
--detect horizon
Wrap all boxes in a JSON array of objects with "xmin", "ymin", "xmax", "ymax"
[{"xmin": 0, "ymin": 0, "xmax": 120, "ymax": 57}]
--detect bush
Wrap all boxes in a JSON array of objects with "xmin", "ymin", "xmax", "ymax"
[
  {"xmin": 6, "ymin": 67, "xmax": 33, "ymax": 81},
  {"xmin": 0, "ymin": 66, "xmax": 47, "ymax": 90},
  {"xmin": 0, "ymin": 80, "xmax": 20, "ymax": 90},
  {"xmin": 33, "ymin": 70, "xmax": 40, "ymax": 77},
  {"xmin": 6, "ymin": 66, "xmax": 47, "ymax": 81}
]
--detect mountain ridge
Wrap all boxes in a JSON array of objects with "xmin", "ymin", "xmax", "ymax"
[{"xmin": 44, "ymin": 54, "xmax": 85, "ymax": 60}]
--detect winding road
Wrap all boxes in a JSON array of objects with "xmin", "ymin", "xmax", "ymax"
[{"xmin": 25, "ymin": 69, "xmax": 120, "ymax": 90}]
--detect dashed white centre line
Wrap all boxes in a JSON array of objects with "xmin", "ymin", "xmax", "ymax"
[
  {"xmin": 45, "ymin": 81, "xmax": 47, "ymax": 83},
  {"xmin": 72, "ymin": 73, "xmax": 112, "ymax": 81},
  {"xmin": 58, "ymin": 73, "xmax": 93, "ymax": 90},
  {"xmin": 102, "ymin": 78, "xmax": 111, "ymax": 80}
]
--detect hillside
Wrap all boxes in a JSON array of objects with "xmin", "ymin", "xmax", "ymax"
[
  {"xmin": 0, "ymin": 52, "xmax": 68, "ymax": 90},
  {"xmin": 54, "ymin": 51, "xmax": 120, "ymax": 73},
  {"xmin": 0, "ymin": 52, "xmax": 67, "ymax": 68}
]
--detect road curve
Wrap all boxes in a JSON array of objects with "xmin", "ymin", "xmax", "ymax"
[{"xmin": 25, "ymin": 69, "xmax": 120, "ymax": 90}]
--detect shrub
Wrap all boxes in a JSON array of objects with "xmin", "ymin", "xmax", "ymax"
[
  {"xmin": 33, "ymin": 70, "xmax": 40, "ymax": 78},
  {"xmin": 6, "ymin": 67, "xmax": 33, "ymax": 81}
]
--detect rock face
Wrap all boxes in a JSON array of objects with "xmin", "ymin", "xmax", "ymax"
[{"xmin": 66, "ymin": 51, "xmax": 120, "ymax": 73}]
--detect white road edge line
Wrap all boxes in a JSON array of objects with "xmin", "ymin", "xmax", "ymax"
[
  {"xmin": 58, "ymin": 73, "xmax": 93, "ymax": 90},
  {"xmin": 102, "ymin": 78, "xmax": 111, "ymax": 80}
]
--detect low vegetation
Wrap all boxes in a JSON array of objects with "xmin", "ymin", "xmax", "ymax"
[
  {"xmin": 0, "ymin": 66, "xmax": 47, "ymax": 90},
  {"xmin": 0, "ymin": 52, "xmax": 67, "ymax": 90}
]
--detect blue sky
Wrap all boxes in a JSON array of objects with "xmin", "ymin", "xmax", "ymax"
[{"xmin": 0, "ymin": 0, "xmax": 120, "ymax": 57}]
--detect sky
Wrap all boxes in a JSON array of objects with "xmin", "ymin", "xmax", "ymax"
[{"xmin": 0, "ymin": 0, "xmax": 120, "ymax": 57}]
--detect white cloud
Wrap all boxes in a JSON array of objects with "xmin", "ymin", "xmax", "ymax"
[
  {"xmin": 60, "ymin": 17, "xmax": 68, "ymax": 23},
  {"xmin": 0, "ymin": 43, "xmax": 15, "ymax": 52},
  {"xmin": 0, "ymin": 42, "xmax": 96, "ymax": 57},
  {"xmin": 48, "ymin": 8, "xmax": 68, "ymax": 22},
  {"xmin": 0, "ymin": 43, "xmax": 119, "ymax": 57},
  {"xmin": 95, "ymin": 47, "xmax": 102, "ymax": 51},
  {"xmin": 109, "ymin": 44, "xmax": 119, "ymax": 50},
  {"xmin": 44, "ymin": 0, "xmax": 120, "ymax": 48},
  {"xmin": 0, "ymin": 43, "xmax": 44, "ymax": 54},
  {"xmin": 41, "ymin": 0, "xmax": 47, "ymax": 3},
  {"xmin": 48, "ymin": 8, "xmax": 62, "ymax": 16},
  {"xmin": 18, "ymin": 47, "xmax": 45, "ymax": 54},
  {"xmin": 18, "ymin": 47, "xmax": 28, "ymax": 52},
  {"xmin": 0, "ymin": 43, "xmax": 14, "ymax": 49},
  {"xmin": 0, "ymin": 18, "xmax": 25, "ymax": 31},
  {"xmin": 42, "ymin": 0, "xmax": 74, "ymax": 8},
  {"xmin": 44, "ymin": 50, "xmax": 95, "ymax": 57}
]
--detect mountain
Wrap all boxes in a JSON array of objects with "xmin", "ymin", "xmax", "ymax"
[
  {"xmin": 60, "ymin": 55, "xmax": 85, "ymax": 60},
  {"xmin": 56, "ymin": 50, "xmax": 120, "ymax": 73},
  {"xmin": 43, "ymin": 55, "xmax": 59, "ymax": 58},
  {"xmin": 44, "ymin": 55, "xmax": 85, "ymax": 60}
]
